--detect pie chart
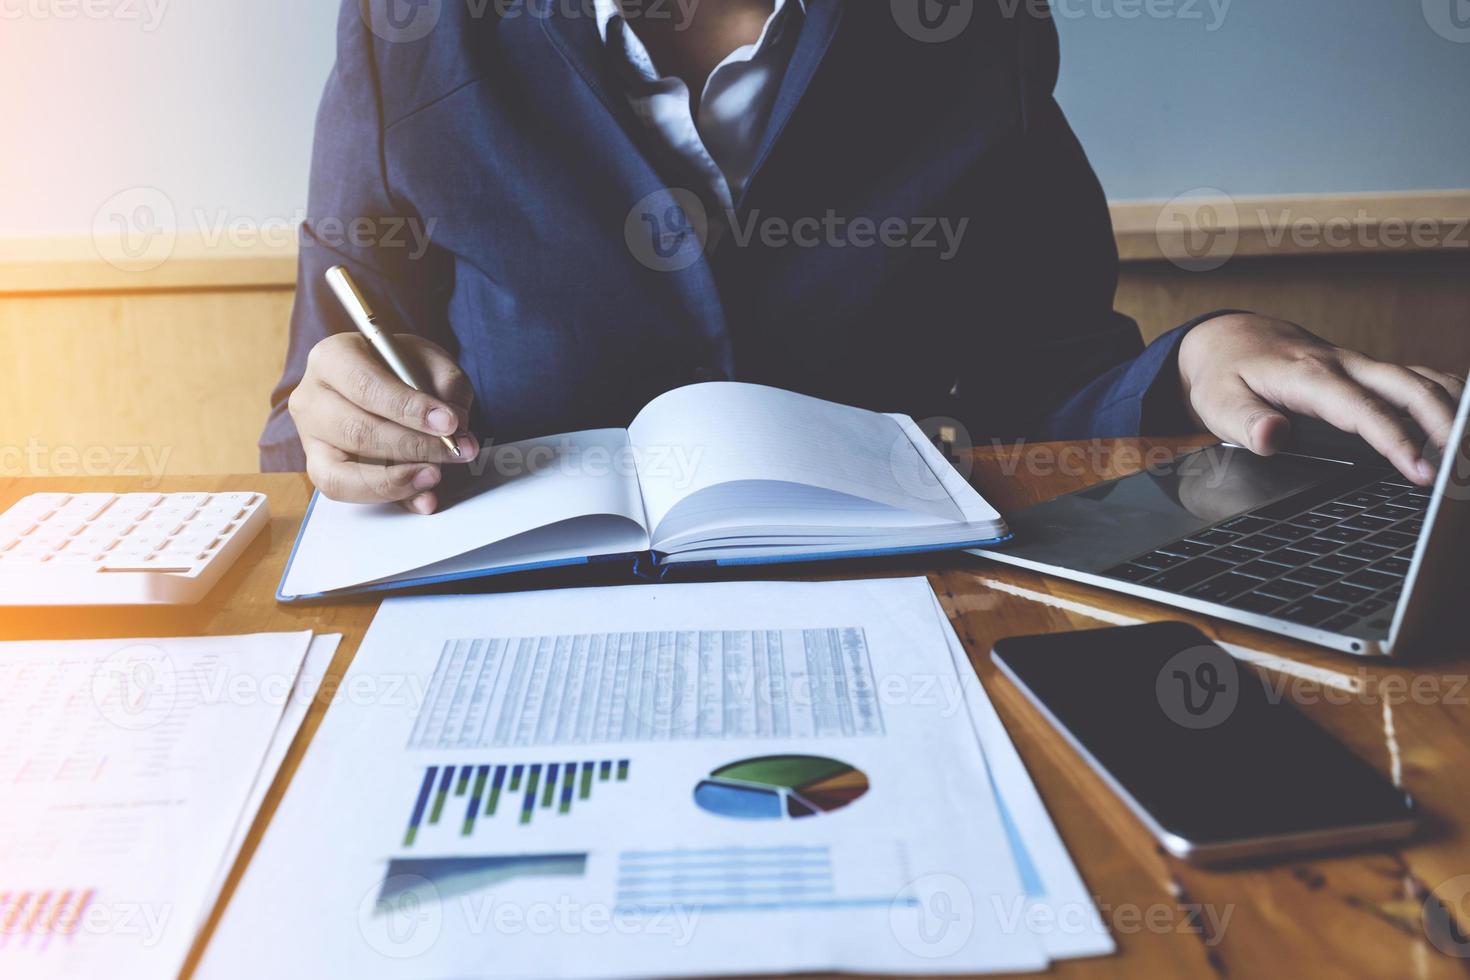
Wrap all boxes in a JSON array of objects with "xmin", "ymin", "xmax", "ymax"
[{"xmin": 693, "ymin": 755, "xmax": 869, "ymax": 820}]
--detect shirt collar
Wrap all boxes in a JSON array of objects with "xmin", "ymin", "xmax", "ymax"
[{"xmin": 593, "ymin": 0, "xmax": 805, "ymax": 46}]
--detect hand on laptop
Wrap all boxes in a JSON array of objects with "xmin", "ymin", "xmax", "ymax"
[
  {"xmin": 288, "ymin": 333, "xmax": 479, "ymax": 513},
  {"xmin": 1178, "ymin": 314, "xmax": 1465, "ymax": 486}
]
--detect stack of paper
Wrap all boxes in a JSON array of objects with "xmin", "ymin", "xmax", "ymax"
[
  {"xmin": 203, "ymin": 578, "xmax": 1110, "ymax": 977},
  {"xmin": 0, "ymin": 631, "xmax": 340, "ymax": 980}
]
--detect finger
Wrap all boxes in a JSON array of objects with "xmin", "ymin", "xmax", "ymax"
[
  {"xmin": 311, "ymin": 335, "xmax": 463, "ymax": 438},
  {"xmin": 1193, "ymin": 377, "xmax": 1293, "ymax": 456},
  {"xmin": 315, "ymin": 387, "xmax": 476, "ymax": 463},
  {"xmin": 400, "ymin": 336, "xmax": 475, "ymax": 417},
  {"xmin": 397, "ymin": 492, "xmax": 438, "ymax": 516},
  {"xmin": 1344, "ymin": 357, "xmax": 1458, "ymax": 452},
  {"xmin": 1270, "ymin": 361, "xmax": 1433, "ymax": 484},
  {"xmin": 304, "ymin": 438, "xmax": 442, "ymax": 504},
  {"xmin": 1407, "ymin": 365, "xmax": 1466, "ymax": 404}
]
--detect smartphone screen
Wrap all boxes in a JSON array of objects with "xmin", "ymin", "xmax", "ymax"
[{"xmin": 991, "ymin": 622, "xmax": 1414, "ymax": 860}]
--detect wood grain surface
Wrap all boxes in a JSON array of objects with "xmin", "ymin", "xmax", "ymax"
[{"xmin": 2, "ymin": 437, "xmax": 1466, "ymax": 978}]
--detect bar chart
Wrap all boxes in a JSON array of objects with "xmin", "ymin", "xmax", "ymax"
[{"xmin": 402, "ymin": 760, "xmax": 630, "ymax": 846}]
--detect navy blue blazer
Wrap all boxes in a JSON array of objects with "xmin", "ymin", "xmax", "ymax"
[{"xmin": 260, "ymin": 0, "xmax": 1217, "ymax": 471}]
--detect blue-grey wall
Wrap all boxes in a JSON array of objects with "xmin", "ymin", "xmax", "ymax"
[
  {"xmin": 4, "ymin": 0, "xmax": 1466, "ymax": 238},
  {"xmin": 1054, "ymin": 0, "xmax": 1470, "ymax": 200}
]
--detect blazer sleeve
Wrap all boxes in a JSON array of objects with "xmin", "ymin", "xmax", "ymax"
[
  {"xmin": 971, "ymin": 6, "xmax": 1244, "ymax": 443},
  {"xmin": 258, "ymin": 2, "xmax": 452, "ymax": 471}
]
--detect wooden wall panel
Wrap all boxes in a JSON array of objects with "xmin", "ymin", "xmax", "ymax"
[
  {"xmin": 1, "ymin": 193, "xmax": 1466, "ymax": 477},
  {"xmin": 1117, "ymin": 251, "xmax": 1470, "ymax": 373},
  {"xmin": 0, "ymin": 288, "xmax": 293, "ymax": 477}
]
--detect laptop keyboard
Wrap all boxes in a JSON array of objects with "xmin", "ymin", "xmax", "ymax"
[{"xmin": 1104, "ymin": 470, "xmax": 1429, "ymax": 634}]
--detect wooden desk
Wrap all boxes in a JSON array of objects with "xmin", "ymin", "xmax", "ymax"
[{"xmin": 3, "ymin": 438, "xmax": 1468, "ymax": 978}]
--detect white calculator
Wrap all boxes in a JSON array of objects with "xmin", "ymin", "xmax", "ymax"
[{"xmin": 0, "ymin": 492, "xmax": 269, "ymax": 605}]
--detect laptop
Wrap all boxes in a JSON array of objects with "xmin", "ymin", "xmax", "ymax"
[{"xmin": 975, "ymin": 377, "xmax": 1469, "ymax": 657}]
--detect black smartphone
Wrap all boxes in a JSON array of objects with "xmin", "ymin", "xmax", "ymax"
[{"xmin": 991, "ymin": 622, "xmax": 1416, "ymax": 864}]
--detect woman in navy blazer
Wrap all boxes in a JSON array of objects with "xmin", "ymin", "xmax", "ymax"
[{"xmin": 267, "ymin": 0, "xmax": 1463, "ymax": 513}]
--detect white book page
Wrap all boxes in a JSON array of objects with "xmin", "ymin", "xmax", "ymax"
[
  {"xmin": 281, "ymin": 428, "xmax": 648, "ymax": 597},
  {"xmin": 627, "ymin": 383, "xmax": 973, "ymax": 541}
]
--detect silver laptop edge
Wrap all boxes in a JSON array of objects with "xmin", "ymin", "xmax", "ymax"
[{"xmin": 972, "ymin": 380, "xmax": 1470, "ymax": 659}]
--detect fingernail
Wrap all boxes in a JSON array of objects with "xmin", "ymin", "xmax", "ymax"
[
  {"xmin": 413, "ymin": 466, "xmax": 440, "ymax": 490},
  {"xmin": 428, "ymin": 407, "xmax": 457, "ymax": 435},
  {"xmin": 1417, "ymin": 459, "xmax": 1437, "ymax": 483},
  {"xmin": 410, "ymin": 492, "xmax": 435, "ymax": 515},
  {"xmin": 456, "ymin": 434, "xmax": 479, "ymax": 457}
]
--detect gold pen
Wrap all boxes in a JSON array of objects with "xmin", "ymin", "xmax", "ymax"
[{"xmin": 324, "ymin": 265, "xmax": 462, "ymax": 458}]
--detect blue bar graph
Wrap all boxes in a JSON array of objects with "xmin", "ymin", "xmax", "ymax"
[{"xmin": 402, "ymin": 759, "xmax": 633, "ymax": 843}]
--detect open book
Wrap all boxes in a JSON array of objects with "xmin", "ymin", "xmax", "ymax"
[{"xmin": 277, "ymin": 383, "xmax": 1008, "ymax": 600}]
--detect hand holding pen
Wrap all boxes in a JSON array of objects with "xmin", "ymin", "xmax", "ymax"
[{"xmin": 286, "ymin": 265, "xmax": 479, "ymax": 514}]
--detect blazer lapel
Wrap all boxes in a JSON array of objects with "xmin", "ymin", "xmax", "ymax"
[
  {"xmin": 534, "ymin": 1, "xmax": 732, "ymax": 367},
  {"xmin": 738, "ymin": 0, "xmax": 846, "ymax": 210}
]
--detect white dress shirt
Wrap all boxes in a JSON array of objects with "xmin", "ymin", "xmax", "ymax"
[{"xmin": 593, "ymin": 0, "xmax": 805, "ymax": 211}]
